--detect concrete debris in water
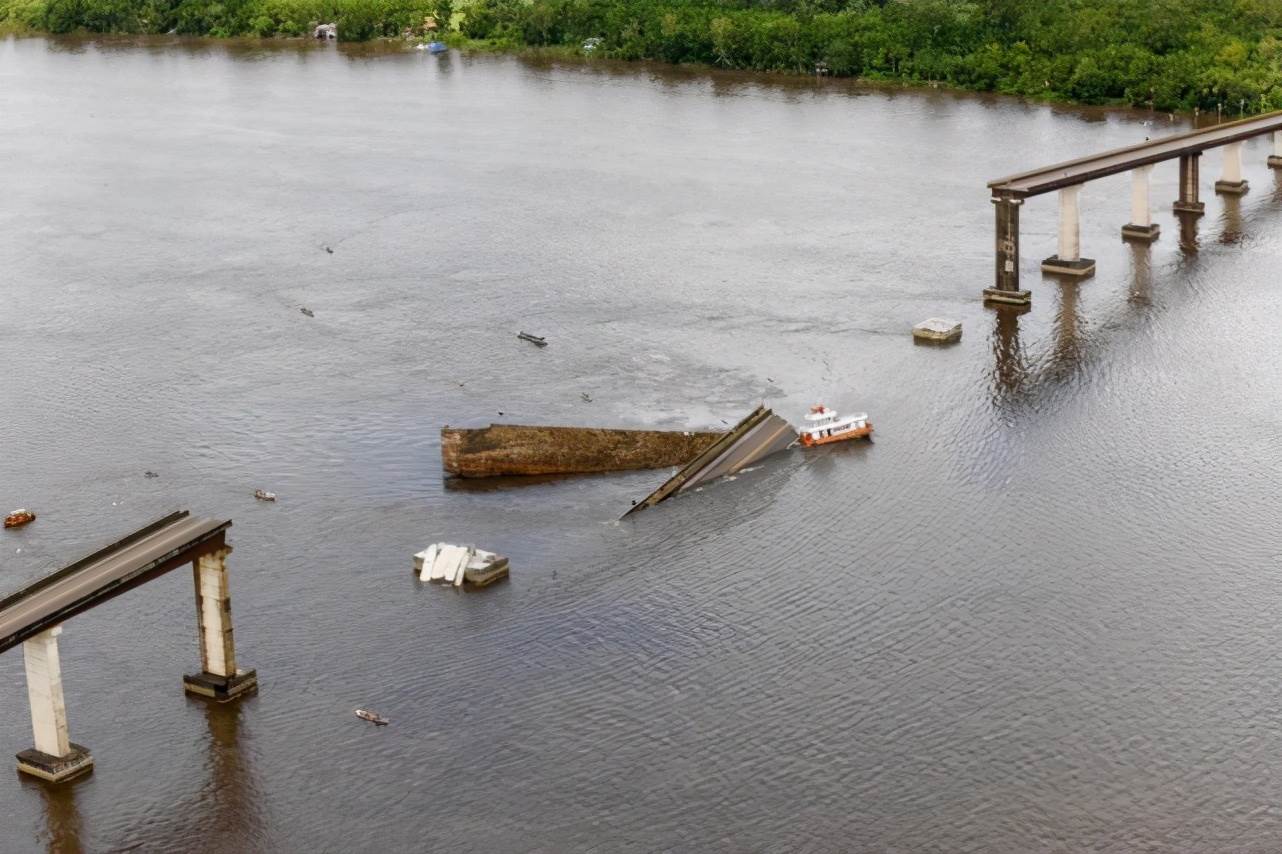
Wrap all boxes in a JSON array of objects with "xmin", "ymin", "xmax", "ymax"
[
  {"xmin": 912, "ymin": 318, "xmax": 962, "ymax": 344},
  {"xmin": 441, "ymin": 424, "xmax": 721, "ymax": 478},
  {"xmin": 253, "ymin": 490, "xmax": 277, "ymax": 502},
  {"xmin": 415, "ymin": 543, "xmax": 510, "ymax": 588},
  {"xmin": 624, "ymin": 406, "xmax": 796, "ymax": 517},
  {"xmin": 355, "ymin": 708, "xmax": 389, "ymax": 725}
]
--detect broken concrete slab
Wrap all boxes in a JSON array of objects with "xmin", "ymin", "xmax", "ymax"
[
  {"xmin": 912, "ymin": 318, "xmax": 962, "ymax": 344},
  {"xmin": 623, "ymin": 406, "xmax": 796, "ymax": 517},
  {"xmin": 440, "ymin": 424, "xmax": 721, "ymax": 478}
]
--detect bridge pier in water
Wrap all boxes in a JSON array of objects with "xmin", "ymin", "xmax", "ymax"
[
  {"xmin": 1122, "ymin": 164, "xmax": 1160, "ymax": 242},
  {"xmin": 1269, "ymin": 132, "xmax": 1282, "ymax": 169},
  {"xmin": 16, "ymin": 627, "xmax": 93, "ymax": 783},
  {"xmin": 1042, "ymin": 185, "xmax": 1096, "ymax": 276},
  {"xmin": 1174, "ymin": 153, "xmax": 1205, "ymax": 214},
  {"xmin": 183, "ymin": 546, "xmax": 257, "ymax": 702},
  {"xmin": 982, "ymin": 195, "xmax": 1030, "ymax": 306},
  {"xmin": 1215, "ymin": 141, "xmax": 1249, "ymax": 195}
]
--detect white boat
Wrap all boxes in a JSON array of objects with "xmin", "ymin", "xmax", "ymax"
[{"xmin": 798, "ymin": 404, "xmax": 872, "ymax": 447}]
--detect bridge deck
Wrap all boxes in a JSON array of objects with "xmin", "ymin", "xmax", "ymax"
[
  {"xmin": 0, "ymin": 511, "xmax": 230, "ymax": 654},
  {"xmin": 989, "ymin": 110, "xmax": 1282, "ymax": 198}
]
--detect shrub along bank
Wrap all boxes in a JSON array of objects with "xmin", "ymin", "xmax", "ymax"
[{"xmin": 6, "ymin": 0, "xmax": 1282, "ymax": 111}]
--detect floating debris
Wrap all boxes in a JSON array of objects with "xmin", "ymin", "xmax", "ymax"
[
  {"xmin": 253, "ymin": 490, "xmax": 277, "ymax": 502},
  {"xmin": 624, "ymin": 406, "xmax": 796, "ymax": 517},
  {"xmin": 912, "ymin": 318, "xmax": 962, "ymax": 344},
  {"xmin": 314, "ymin": 22, "xmax": 337, "ymax": 40},
  {"xmin": 300, "ymin": 307, "xmax": 314, "ymax": 318},
  {"xmin": 4, "ymin": 509, "xmax": 36, "ymax": 529},
  {"xmin": 355, "ymin": 708, "xmax": 389, "ymax": 725},
  {"xmin": 414, "ymin": 543, "xmax": 510, "ymax": 588},
  {"xmin": 441, "ymin": 424, "xmax": 720, "ymax": 478},
  {"xmin": 144, "ymin": 471, "xmax": 159, "ymax": 479},
  {"xmin": 581, "ymin": 392, "xmax": 593, "ymax": 403},
  {"xmin": 517, "ymin": 332, "xmax": 548, "ymax": 348},
  {"xmin": 324, "ymin": 245, "xmax": 333, "ymax": 254},
  {"xmin": 798, "ymin": 404, "xmax": 872, "ymax": 447}
]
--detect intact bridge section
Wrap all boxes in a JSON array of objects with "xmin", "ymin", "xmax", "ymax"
[
  {"xmin": 984, "ymin": 111, "xmax": 1282, "ymax": 305},
  {"xmin": 0, "ymin": 511, "xmax": 256, "ymax": 783}
]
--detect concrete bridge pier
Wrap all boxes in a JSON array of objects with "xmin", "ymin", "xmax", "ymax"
[
  {"xmin": 1215, "ymin": 141, "xmax": 1249, "ymax": 195},
  {"xmin": 1174, "ymin": 153, "xmax": 1205, "ymax": 214},
  {"xmin": 1041, "ymin": 185, "xmax": 1096, "ymax": 276},
  {"xmin": 183, "ymin": 547, "xmax": 257, "ymax": 702},
  {"xmin": 16, "ymin": 627, "xmax": 93, "ymax": 783},
  {"xmin": 1122, "ymin": 164, "xmax": 1160, "ymax": 242},
  {"xmin": 1269, "ymin": 132, "xmax": 1282, "ymax": 169},
  {"xmin": 983, "ymin": 195, "xmax": 1031, "ymax": 305}
]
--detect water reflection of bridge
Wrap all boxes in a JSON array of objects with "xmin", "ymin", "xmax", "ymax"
[
  {"xmin": 26, "ymin": 699, "xmax": 264, "ymax": 853},
  {"xmin": 990, "ymin": 169, "xmax": 1282, "ymax": 398}
]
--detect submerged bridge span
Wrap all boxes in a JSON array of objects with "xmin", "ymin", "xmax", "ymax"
[
  {"xmin": 0, "ymin": 511, "xmax": 256, "ymax": 782},
  {"xmin": 984, "ymin": 110, "xmax": 1282, "ymax": 305}
]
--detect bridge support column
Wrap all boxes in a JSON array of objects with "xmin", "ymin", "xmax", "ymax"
[
  {"xmin": 1215, "ymin": 141, "xmax": 1249, "ymax": 195},
  {"xmin": 1269, "ymin": 132, "xmax": 1282, "ymax": 169},
  {"xmin": 1174, "ymin": 153, "xmax": 1205, "ymax": 215},
  {"xmin": 16, "ymin": 627, "xmax": 93, "ymax": 783},
  {"xmin": 183, "ymin": 547, "xmax": 257, "ymax": 702},
  {"xmin": 1122, "ymin": 164, "xmax": 1160, "ymax": 242},
  {"xmin": 983, "ymin": 195, "xmax": 1030, "ymax": 305},
  {"xmin": 1042, "ymin": 185, "xmax": 1095, "ymax": 276}
]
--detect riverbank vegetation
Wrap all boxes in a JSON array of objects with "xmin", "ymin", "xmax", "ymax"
[{"xmin": 6, "ymin": 0, "xmax": 1282, "ymax": 111}]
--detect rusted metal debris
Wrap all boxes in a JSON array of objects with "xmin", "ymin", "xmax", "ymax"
[
  {"xmin": 623, "ymin": 406, "xmax": 796, "ymax": 517},
  {"xmin": 441, "ymin": 424, "xmax": 721, "ymax": 478}
]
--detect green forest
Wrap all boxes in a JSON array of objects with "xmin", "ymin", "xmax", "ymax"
[{"xmin": 6, "ymin": 0, "xmax": 1282, "ymax": 111}]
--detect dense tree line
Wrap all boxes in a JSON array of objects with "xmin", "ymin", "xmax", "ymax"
[{"xmin": 6, "ymin": 0, "xmax": 1282, "ymax": 110}]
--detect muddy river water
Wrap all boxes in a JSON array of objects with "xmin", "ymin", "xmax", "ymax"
[{"xmin": 2, "ymin": 34, "xmax": 1282, "ymax": 853}]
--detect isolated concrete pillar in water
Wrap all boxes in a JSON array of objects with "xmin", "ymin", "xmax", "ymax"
[
  {"xmin": 1041, "ymin": 185, "xmax": 1095, "ymax": 276},
  {"xmin": 982, "ymin": 195, "xmax": 1031, "ymax": 306},
  {"xmin": 1122, "ymin": 164, "xmax": 1160, "ymax": 242},
  {"xmin": 1268, "ymin": 131, "xmax": 1282, "ymax": 169},
  {"xmin": 1216, "ymin": 141, "xmax": 1248, "ymax": 194},
  {"xmin": 183, "ymin": 546, "xmax": 258, "ymax": 702},
  {"xmin": 17, "ymin": 626, "xmax": 94, "ymax": 782}
]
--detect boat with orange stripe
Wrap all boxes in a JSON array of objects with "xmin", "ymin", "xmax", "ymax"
[{"xmin": 798, "ymin": 404, "xmax": 872, "ymax": 447}]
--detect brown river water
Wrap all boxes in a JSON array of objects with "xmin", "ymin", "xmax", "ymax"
[{"xmin": 3, "ymin": 34, "xmax": 1282, "ymax": 853}]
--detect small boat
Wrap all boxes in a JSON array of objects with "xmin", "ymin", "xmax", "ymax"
[
  {"xmin": 355, "ymin": 708, "xmax": 389, "ymax": 725},
  {"xmin": 798, "ymin": 404, "xmax": 872, "ymax": 447},
  {"xmin": 4, "ymin": 509, "xmax": 35, "ymax": 529},
  {"xmin": 253, "ymin": 489, "xmax": 277, "ymax": 502},
  {"xmin": 517, "ymin": 331, "xmax": 548, "ymax": 347}
]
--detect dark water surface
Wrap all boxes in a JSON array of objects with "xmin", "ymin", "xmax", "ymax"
[{"xmin": 3, "ymin": 34, "xmax": 1282, "ymax": 853}]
